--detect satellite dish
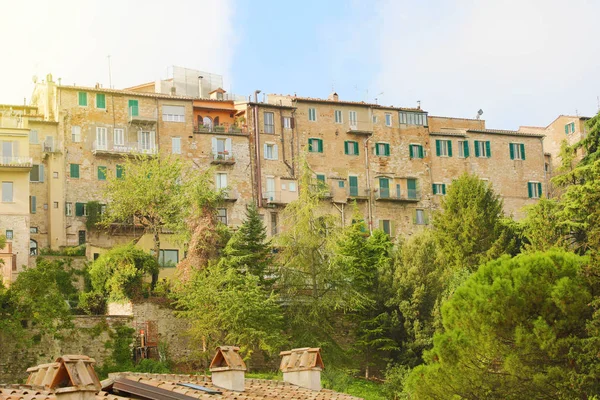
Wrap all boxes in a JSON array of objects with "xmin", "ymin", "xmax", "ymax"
[{"xmin": 478, "ymin": 109, "xmax": 484, "ymax": 116}]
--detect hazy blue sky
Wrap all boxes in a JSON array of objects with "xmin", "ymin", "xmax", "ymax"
[{"xmin": 1, "ymin": 0, "xmax": 599, "ymax": 129}]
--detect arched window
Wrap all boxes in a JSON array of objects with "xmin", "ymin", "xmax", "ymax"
[
  {"xmin": 214, "ymin": 116, "xmax": 220, "ymax": 126},
  {"xmin": 30, "ymin": 239, "xmax": 38, "ymax": 256},
  {"xmin": 203, "ymin": 116, "xmax": 213, "ymax": 130},
  {"xmin": 197, "ymin": 115, "xmax": 203, "ymax": 127}
]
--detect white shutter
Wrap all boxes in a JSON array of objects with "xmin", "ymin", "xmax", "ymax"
[
  {"xmin": 273, "ymin": 144, "xmax": 279, "ymax": 160},
  {"xmin": 263, "ymin": 144, "xmax": 268, "ymax": 159},
  {"xmin": 226, "ymin": 138, "xmax": 232, "ymax": 153},
  {"xmin": 39, "ymin": 164, "xmax": 45, "ymax": 182},
  {"xmin": 212, "ymin": 137, "xmax": 217, "ymax": 155},
  {"xmin": 13, "ymin": 141, "xmax": 20, "ymax": 157},
  {"xmin": 150, "ymin": 131, "xmax": 156, "ymax": 150},
  {"xmin": 0, "ymin": 141, "xmax": 4, "ymax": 157}
]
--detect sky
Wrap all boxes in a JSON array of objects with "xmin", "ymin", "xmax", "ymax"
[{"xmin": 1, "ymin": 0, "xmax": 599, "ymax": 129}]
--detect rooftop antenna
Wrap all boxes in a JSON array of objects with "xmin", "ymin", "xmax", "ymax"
[
  {"xmin": 107, "ymin": 55, "xmax": 112, "ymax": 89},
  {"xmin": 375, "ymin": 92, "xmax": 384, "ymax": 104},
  {"xmin": 475, "ymin": 109, "xmax": 484, "ymax": 120}
]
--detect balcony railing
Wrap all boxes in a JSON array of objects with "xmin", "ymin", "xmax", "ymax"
[
  {"xmin": 375, "ymin": 189, "xmax": 420, "ymax": 202},
  {"xmin": 92, "ymin": 140, "xmax": 158, "ymax": 156},
  {"xmin": 348, "ymin": 187, "xmax": 370, "ymax": 199},
  {"xmin": 128, "ymin": 106, "xmax": 158, "ymax": 123},
  {"xmin": 222, "ymin": 188, "xmax": 239, "ymax": 201},
  {"xmin": 194, "ymin": 124, "xmax": 247, "ymax": 134},
  {"xmin": 346, "ymin": 122, "xmax": 373, "ymax": 135},
  {"xmin": 211, "ymin": 152, "xmax": 235, "ymax": 164},
  {"xmin": 43, "ymin": 139, "xmax": 60, "ymax": 153},
  {"xmin": 262, "ymin": 191, "xmax": 297, "ymax": 205},
  {"xmin": 0, "ymin": 156, "xmax": 33, "ymax": 168}
]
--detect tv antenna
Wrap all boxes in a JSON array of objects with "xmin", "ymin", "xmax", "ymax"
[
  {"xmin": 475, "ymin": 109, "xmax": 484, "ymax": 120},
  {"xmin": 107, "ymin": 55, "xmax": 113, "ymax": 89}
]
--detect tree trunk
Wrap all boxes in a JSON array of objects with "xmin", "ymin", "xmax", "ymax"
[{"xmin": 152, "ymin": 230, "xmax": 160, "ymax": 289}]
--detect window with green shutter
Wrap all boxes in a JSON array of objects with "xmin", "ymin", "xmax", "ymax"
[
  {"xmin": 485, "ymin": 141, "xmax": 491, "ymax": 158},
  {"xmin": 349, "ymin": 176, "xmax": 359, "ymax": 196},
  {"xmin": 510, "ymin": 143, "xmax": 526, "ymax": 160},
  {"xmin": 70, "ymin": 164, "xmax": 80, "ymax": 179},
  {"xmin": 344, "ymin": 141, "xmax": 359, "ymax": 155},
  {"xmin": 459, "ymin": 140, "xmax": 469, "ymax": 158},
  {"xmin": 528, "ymin": 182, "xmax": 542, "ymax": 199},
  {"xmin": 116, "ymin": 164, "xmax": 124, "ymax": 179},
  {"xmin": 128, "ymin": 99, "xmax": 139, "ymax": 117},
  {"xmin": 98, "ymin": 166, "xmax": 107, "ymax": 180},
  {"xmin": 338, "ymin": 180, "xmax": 344, "ymax": 188},
  {"xmin": 379, "ymin": 177, "xmax": 390, "ymax": 198},
  {"xmin": 409, "ymin": 144, "xmax": 424, "ymax": 159},
  {"xmin": 308, "ymin": 138, "xmax": 323, "ymax": 153},
  {"xmin": 30, "ymin": 196, "xmax": 36, "ymax": 214},
  {"xmin": 75, "ymin": 202, "xmax": 85, "ymax": 217},
  {"xmin": 436, "ymin": 140, "xmax": 452, "ymax": 157},
  {"xmin": 474, "ymin": 141, "xmax": 491, "ymax": 158},
  {"xmin": 96, "ymin": 93, "xmax": 106, "ymax": 109},
  {"xmin": 78, "ymin": 92, "xmax": 87, "ymax": 106},
  {"xmin": 375, "ymin": 143, "xmax": 390, "ymax": 156}
]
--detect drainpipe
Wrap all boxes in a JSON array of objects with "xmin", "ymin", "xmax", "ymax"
[
  {"xmin": 290, "ymin": 108, "xmax": 296, "ymax": 177},
  {"xmin": 279, "ymin": 103, "xmax": 293, "ymax": 175},
  {"xmin": 253, "ymin": 90, "xmax": 263, "ymax": 207},
  {"xmin": 364, "ymin": 135, "xmax": 373, "ymax": 234}
]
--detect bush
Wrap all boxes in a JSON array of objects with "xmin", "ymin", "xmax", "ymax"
[{"xmin": 133, "ymin": 359, "xmax": 171, "ymax": 373}]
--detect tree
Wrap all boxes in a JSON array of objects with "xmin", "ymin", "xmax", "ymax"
[
  {"xmin": 522, "ymin": 198, "xmax": 567, "ymax": 252},
  {"xmin": 102, "ymin": 155, "xmax": 219, "ymax": 286},
  {"xmin": 433, "ymin": 173, "xmax": 507, "ymax": 272},
  {"xmin": 219, "ymin": 202, "xmax": 272, "ymax": 284},
  {"xmin": 174, "ymin": 263, "xmax": 284, "ymax": 362},
  {"xmin": 403, "ymin": 250, "xmax": 600, "ymax": 399},
  {"xmin": 84, "ymin": 244, "xmax": 159, "ymax": 305}
]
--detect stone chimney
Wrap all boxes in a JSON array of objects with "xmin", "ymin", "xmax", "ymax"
[
  {"xmin": 170, "ymin": 86, "xmax": 177, "ymax": 96},
  {"xmin": 328, "ymin": 92, "xmax": 339, "ymax": 102},
  {"xmin": 209, "ymin": 346, "xmax": 247, "ymax": 392},
  {"xmin": 280, "ymin": 347, "xmax": 324, "ymax": 391},
  {"xmin": 26, "ymin": 355, "xmax": 101, "ymax": 400}
]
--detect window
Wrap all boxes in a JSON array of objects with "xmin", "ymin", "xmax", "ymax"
[
  {"xmin": 264, "ymin": 143, "xmax": 278, "ymax": 160},
  {"xmin": 71, "ymin": 126, "xmax": 81, "ymax": 142},
  {"xmin": 2, "ymin": 182, "xmax": 13, "ymax": 202},
  {"xmin": 435, "ymin": 140, "xmax": 452, "ymax": 157},
  {"xmin": 30, "ymin": 195, "xmax": 36, "ymax": 213},
  {"xmin": 29, "ymin": 130, "xmax": 38, "ymax": 144},
  {"xmin": 375, "ymin": 142, "xmax": 390, "ymax": 156},
  {"xmin": 139, "ymin": 131, "xmax": 155, "ymax": 152},
  {"xmin": 509, "ymin": 143, "xmax": 526, "ymax": 160},
  {"xmin": 128, "ymin": 99, "xmax": 139, "ymax": 117},
  {"xmin": 385, "ymin": 113, "xmax": 392, "ymax": 127},
  {"xmin": 372, "ymin": 115, "xmax": 378, "ymax": 124},
  {"xmin": 289, "ymin": 182, "xmax": 297, "ymax": 192},
  {"xmin": 98, "ymin": 166, "xmax": 107, "ymax": 180},
  {"xmin": 458, "ymin": 140, "xmax": 470, "ymax": 158},
  {"xmin": 379, "ymin": 177, "xmax": 390, "ymax": 198},
  {"xmin": 432, "ymin": 183, "xmax": 446, "ymax": 195},
  {"xmin": 308, "ymin": 138, "xmax": 323, "ymax": 153},
  {"xmin": 162, "ymin": 105, "xmax": 185, "ymax": 122},
  {"xmin": 216, "ymin": 173, "xmax": 228, "ymax": 190},
  {"xmin": 380, "ymin": 220, "xmax": 392, "ymax": 235},
  {"xmin": 116, "ymin": 165, "xmax": 124, "ymax": 179},
  {"xmin": 399, "ymin": 111, "xmax": 428, "ymax": 126},
  {"xmin": 283, "ymin": 116, "xmax": 292, "ymax": 129},
  {"xmin": 65, "ymin": 202, "xmax": 73, "ymax": 216},
  {"xmin": 528, "ymin": 182, "xmax": 542, "ymax": 199},
  {"xmin": 53, "ymin": 201, "xmax": 59, "ymax": 209},
  {"xmin": 30, "ymin": 239, "xmax": 38, "ymax": 256},
  {"xmin": 114, "ymin": 128, "xmax": 125, "ymax": 146},
  {"xmin": 217, "ymin": 208, "xmax": 228, "ymax": 225},
  {"xmin": 78, "ymin": 92, "xmax": 87, "ymax": 106},
  {"xmin": 349, "ymin": 175, "xmax": 359, "ymax": 196},
  {"xmin": 263, "ymin": 112, "xmax": 274, "ymax": 133},
  {"xmin": 172, "ymin": 137, "xmax": 181, "ymax": 154},
  {"xmin": 96, "ymin": 93, "xmax": 106, "ymax": 109},
  {"xmin": 409, "ymin": 144, "xmax": 424, "ymax": 159},
  {"xmin": 316, "ymin": 174, "xmax": 326, "ymax": 186},
  {"xmin": 53, "ymin": 171, "xmax": 59, "ymax": 179},
  {"xmin": 474, "ymin": 140, "xmax": 492, "ymax": 158},
  {"xmin": 349, "ymin": 111, "xmax": 357, "ymax": 127},
  {"xmin": 30, "ymin": 227, "xmax": 38, "ymax": 234},
  {"xmin": 96, "ymin": 127, "xmax": 108, "ymax": 150},
  {"xmin": 78, "ymin": 231, "xmax": 86, "ymax": 246},
  {"xmin": 565, "ymin": 122, "xmax": 576, "ymax": 134},
  {"xmin": 407, "ymin": 178, "xmax": 417, "ymax": 199},
  {"xmin": 414, "ymin": 209, "xmax": 426, "ymax": 225},
  {"xmin": 30, "ymin": 164, "xmax": 44, "ymax": 182},
  {"xmin": 338, "ymin": 180, "xmax": 345, "ymax": 188},
  {"xmin": 308, "ymin": 108, "xmax": 317, "ymax": 121},
  {"xmin": 5, "ymin": 230, "xmax": 13, "ymax": 240},
  {"xmin": 344, "ymin": 140, "xmax": 359, "ymax": 155},
  {"xmin": 334, "ymin": 110, "xmax": 343, "ymax": 124},
  {"xmin": 75, "ymin": 202, "xmax": 88, "ymax": 217},
  {"xmin": 271, "ymin": 212, "xmax": 278, "ymax": 235}
]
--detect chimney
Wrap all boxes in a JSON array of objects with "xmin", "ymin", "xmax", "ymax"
[
  {"xmin": 279, "ymin": 347, "xmax": 324, "ymax": 391},
  {"xmin": 170, "ymin": 86, "xmax": 177, "ymax": 96},
  {"xmin": 328, "ymin": 92, "xmax": 339, "ymax": 102},
  {"xmin": 209, "ymin": 346, "xmax": 246, "ymax": 392}
]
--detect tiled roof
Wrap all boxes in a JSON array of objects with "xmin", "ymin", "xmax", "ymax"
[
  {"xmin": 467, "ymin": 128, "xmax": 545, "ymax": 138},
  {"xmin": 58, "ymin": 86, "xmax": 196, "ymax": 101},
  {"xmin": 109, "ymin": 373, "xmax": 363, "ymax": 400},
  {"xmin": 269, "ymin": 95, "xmax": 424, "ymax": 112}
]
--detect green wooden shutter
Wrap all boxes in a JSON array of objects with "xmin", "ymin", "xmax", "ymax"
[
  {"xmin": 344, "ymin": 141, "xmax": 349, "ymax": 155},
  {"xmin": 75, "ymin": 202, "xmax": 84, "ymax": 216},
  {"xmin": 318, "ymin": 139, "xmax": 323, "ymax": 153},
  {"xmin": 78, "ymin": 92, "xmax": 87, "ymax": 106},
  {"xmin": 349, "ymin": 176, "xmax": 358, "ymax": 196},
  {"xmin": 571, "ymin": 122, "xmax": 575, "ymax": 133},
  {"xmin": 128, "ymin": 100, "xmax": 139, "ymax": 116},
  {"xmin": 354, "ymin": 141, "xmax": 359, "ymax": 155},
  {"xmin": 485, "ymin": 141, "xmax": 491, "ymax": 158},
  {"xmin": 30, "ymin": 196, "xmax": 36, "ymax": 214},
  {"xmin": 474, "ymin": 141, "xmax": 480, "ymax": 157},
  {"xmin": 98, "ymin": 166, "xmax": 107, "ymax": 180},
  {"xmin": 409, "ymin": 145, "xmax": 414, "ymax": 159},
  {"xmin": 385, "ymin": 143, "xmax": 390, "ymax": 156},
  {"xmin": 96, "ymin": 93, "xmax": 106, "ymax": 108},
  {"xmin": 436, "ymin": 140, "xmax": 441, "ymax": 156},
  {"xmin": 510, "ymin": 143, "xmax": 515, "ymax": 160},
  {"xmin": 317, "ymin": 174, "xmax": 325, "ymax": 183},
  {"xmin": 565, "ymin": 124, "xmax": 569, "ymax": 134},
  {"xmin": 116, "ymin": 164, "xmax": 124, "ymax": 179},
  {"xmin": 527, "ymin": 182, "xmax": 533, "ymax": 198},
  {"xmin": 537, "ymin": 182, "xmax": 542, "ymax": 197},
  {"xmin": 442, "ymin": 184, "xmax": 446, "ymax": 195},
  {"xmin": 70, "ymin": 164, "xmax": 79, "ymax": 178},
  {"xmin": 463, "ymin": 141, "xmax": 469, "ymax": 157},
  {"xmin": 308, "ymin": 139, "xmax": 313, "ymax": 152},
  {"xmin": 419, "ymin": 145, "xmax": 424, "ymax": 158},
  {"xmin": 447, "ymin": 140, "xmax": 453, "ymax": 157},
  {"xmin": 432, "ymin": 184, "xmax": 437, "ymax": 195},
  {"xmin": 520, "ymin": 143, "xmax": 526, "ymax": 160}
]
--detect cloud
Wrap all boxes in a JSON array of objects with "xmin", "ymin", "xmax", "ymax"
[
  {"xmin": 373, "ymin": 0, "xmax": 600, "ymax": 128},
  {"xmin": 0, "ymin": 0, "xmax": 236, "ymax": 103}
]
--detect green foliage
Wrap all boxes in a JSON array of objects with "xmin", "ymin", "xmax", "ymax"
[
  {"xmin": 85, "ymin": 244, "xmax": 159, "ymax": 304},
  {"xmin": 219, "ymin": 203, "xmax": 273, "ymax": 284},
  {"xmin": 174, "ymin": 263, "xmax": 284, "ymax": 361},
  {"xmin": 574, "ymin": 112, "xmax": 600, "ymax": 166},
  {"xmin": 85, "ymin": 201, "xmax": 102, "ymax": 230},
  {"xmin": 322, "ymin": 368, "xmax": 387, "ymax": 400},
  {"xmin": 133, "ymin": 359, "xmax": 171, "ymax": 373},
  {"xmin": 97, "ymin": 323, "xmax": 135, "ymax": 378},
  {"xmin": 403, "ymin": 250, "xmax": 600, "ymax": 399},
  {"xmin": 522, "ymin": 198, "xmax": 568, "ymax": 251},
  {"xmin": 39, "ymin": 245, "xmax": 86, "ymax": 257},
  {"xmin": 433, "ymin": 173, "xmax": 506, "ymax": 272}
]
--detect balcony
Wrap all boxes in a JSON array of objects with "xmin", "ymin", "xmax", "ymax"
[
  {"xmin": 194, "ymin": 124, "xmax": 247, "ymax": 135},
  {"xmin": 92, "ymin": 140, "xmax": 158, "ymax": 156},
  {"xmin": 347, "ymin": 187, "xmax": 370, "ymax": 200},
  {"xmin": 128, "ymin": 106, "xmax": 158, "ymax": 124},
  {"xmin": 0, "ymin": 156, "xmax": 33, "ymax": 170},
  {"xmin": 346, "ymin": 123, "xmax": 373, "ymax": 136},
  {"xmin": 211, "ymin": 152, "xmax": 235, "ymax": 165},
  {"xmin": 43, "ymin": 139, "xmax": 60, "ymax": 153},
  {"xmin": 263, "ymin": 191, "xmax": 297, "ymax": 205},
  {"xmin": 375, "ymin": 188, "xmax": 420, "ymax": 202},
  {"xmin": 222, "ymin": 188, "xmax": 239, "ymax": 202}
]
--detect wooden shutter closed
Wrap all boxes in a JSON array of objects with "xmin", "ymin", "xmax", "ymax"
[
  {"xmin": 510, "ymin": 143, "xmax": 515, "ymax": 160},
  {"xmin": 485, "ymin": 141, "xmax": 491, "ymax": 158},
  {"xmin": 520, "ymin": 144, "xmax": 525, "ymax": 160},
  {"xmin": 474, "ymin": 141, "xmax": 480, "ymax": 157}
]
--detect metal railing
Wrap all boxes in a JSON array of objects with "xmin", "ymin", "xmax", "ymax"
[
  {"xmin": 0, "ymin": 156, "xmax": 33, "ymax": 167},
  {"xmin": 211, "ymin": 152, "xmax": 235, "ymax": 162},
  {"xmin": 375, "ymin": 189, "xmax": 419, "ymax": 201},
  {"xmin": 194, "ymin": 124, "xmax": 247, "ymax": 134},
  {"xmin": 348, "ymin": 187, "xmax": 369, "ymax": 197},
  {"xmin": 92, "ymin": 140, "xmax": 158, "ymax": 155},
  {"xmin": 128, "ymin": 106, "xmax": 158, "ymax": 122}
]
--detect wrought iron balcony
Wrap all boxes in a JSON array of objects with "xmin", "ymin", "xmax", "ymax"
[
  {"xmin": 211, "ymin": 152, "xmax": 235, "ymax": 164},
  {"xmin": 0, "ymin": 156, "xmax": 33, "ymax": 169},
  {"xmin": 92, "ymin": 140, "xmax": 158, "ymax": 156}
]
